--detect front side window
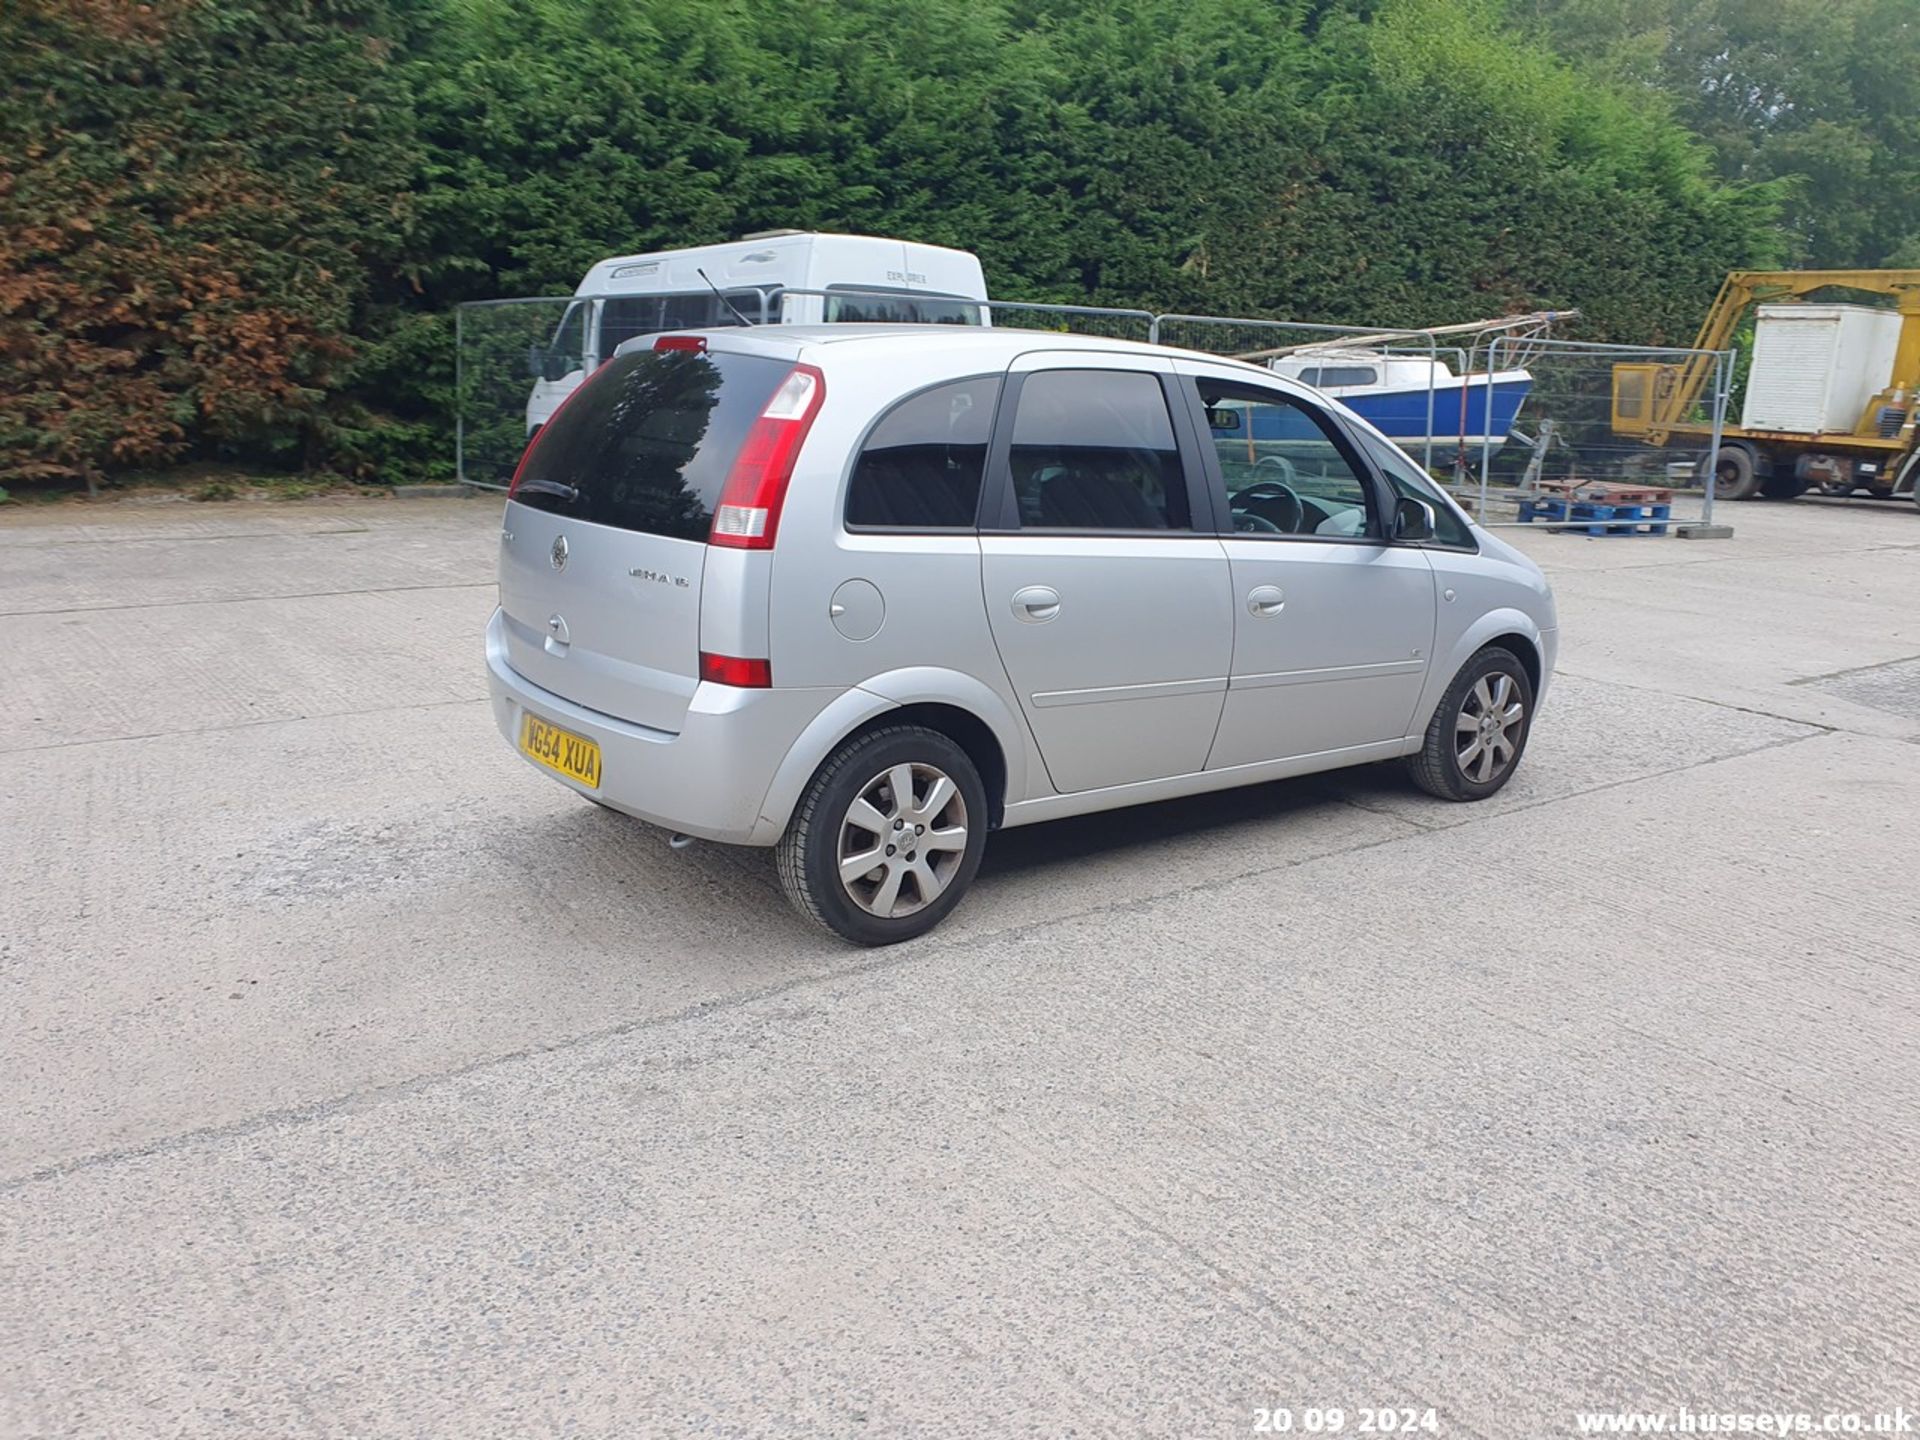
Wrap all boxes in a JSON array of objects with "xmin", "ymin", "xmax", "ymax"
[
  {"xmin": 1195, "ymin": 379, "xmax": 1379, "ymax": 539},
  {"xmin": 1009, "ymin": 370, "xmax": 1190, "ymax": 531},
  {"xmin": 1359, "ymin": 432, "xmax": 1476, "ymax": 549},
  {"xmin": 532, "ymin": 302, "xmax": 588, "ymax": 380},
  {"xmin": 551, "ymin": 302, "xmax": 587, "ymax": 361},
  {"xmin": 846, "ymin": 377, "xmax": 1000, "ymax": 528}
]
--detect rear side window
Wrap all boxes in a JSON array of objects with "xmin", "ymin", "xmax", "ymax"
[
  {"xmin": 846, "ymin": 378, "xmax": 999, "ymax": 529},
  {"xmin": 513, "ymin": 348, "xmax": 793, "ymax": 540},
  {"xmin": 1009, "ymin": 370, "xmax": 1190, "ymax": 531}
]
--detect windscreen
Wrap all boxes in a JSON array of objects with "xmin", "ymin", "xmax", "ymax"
[
  {"xmin": 513, "ymin": 348, "xmax": 792, "ymax": 541},
  {"xmin": 598, "ymin": 292, "xmax": 765, "ymax": 355}
]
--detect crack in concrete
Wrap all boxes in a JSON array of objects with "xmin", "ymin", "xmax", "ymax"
[
  {"xmin": 0, "ymin": 694, "xmax": 490, "ymax": 758},
  {"xmin": 0, "ymin": 580, "xmax": 495, "ymax": 621},
  {"xmin": 0, "ymin": 723, "xmax": 1838, "ymax": 1195},
  {"xmin": 0, "ymin": 523, "xmax": 373, "ymax": 548},
  {"xmin": 1788, "ymin": 651, "xmax": 1920, "ymax": 687},
  {"xmin": 1555, "ymin": 667, "xmax": 1844, "ymax": 735}
]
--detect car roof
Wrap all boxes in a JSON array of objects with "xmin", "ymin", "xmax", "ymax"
[{"xmin": 672, "ymin": 323, "xmax": 1284, "ymax": 380}]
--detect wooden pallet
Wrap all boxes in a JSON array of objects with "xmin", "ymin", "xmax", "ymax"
[
  {"xmin": 1533, "ymin": 478, "xmax": 1676, "ymax": 507},
  {"xmin": 1517, "ymin": 497, "xmax": 1671, "ymax": 536}
]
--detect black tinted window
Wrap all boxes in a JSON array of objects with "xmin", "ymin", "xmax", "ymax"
[
  {"xmin": 513, "ymin": 348, "xmax": 791, "ymax": 540},
  {"xmin": 1009, "ymin": 370, "xmax": 1189, "ymax": 531},
  {"xmin": 846, "ymin": 378, "xmax": 999, "ymax": 528}
]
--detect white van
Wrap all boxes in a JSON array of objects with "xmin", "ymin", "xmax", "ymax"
[{"xmin": 524, "ymin": 232, "xmax": 989, "ymax": 434}]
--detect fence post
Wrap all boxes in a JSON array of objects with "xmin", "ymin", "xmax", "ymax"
[
  {"xmin": 1418, "ymin": 334, "xmax": 1437, "ymax": 474},
  {"xmin": 1706, "ymin": 348, "xmax": 1730, "ymax": 528},
  {"xmin": 1479, "ymin": 336, "xmax": 1505, "ymax": 520},
  {"xmin": 1690, "ymin": 345, "xmax": 1735, "ymax": 536},
  {"xmin": 454, "ymin": 302, "xmax": 466, "ymax": 488}
]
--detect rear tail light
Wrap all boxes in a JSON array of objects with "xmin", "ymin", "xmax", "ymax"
[
  {"xmin": 699, "ymin": 652, "xmax": 772, "ymax": 688},
  {"xmin": 708, "ymin": 364, "xmax": 825, "ymax": 550},
  {"xmin": 654, "ymin": 334, "xmax": 707, "ymax": 353}
]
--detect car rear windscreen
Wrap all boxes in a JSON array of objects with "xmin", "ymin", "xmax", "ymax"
[{"xmin": 514, "ymin": 348, "xmax": 793, "ymax": 541}]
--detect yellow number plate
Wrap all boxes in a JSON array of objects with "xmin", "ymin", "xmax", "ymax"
[{"xmin": 519, "ymin": 713, "xmax": 602, "ymax": 788}]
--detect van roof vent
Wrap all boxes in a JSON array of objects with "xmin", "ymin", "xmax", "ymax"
[{"xmin": 738, "ymin": 229, "xmax": 809, "ymax": 241}]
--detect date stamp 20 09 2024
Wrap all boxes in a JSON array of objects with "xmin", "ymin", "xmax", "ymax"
[{"xmin": 1253, "ymin": 1407, "xmax": 1440, "ymax": 1434}]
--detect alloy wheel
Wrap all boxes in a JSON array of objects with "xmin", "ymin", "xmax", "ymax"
[
  {"xmin": 836, "ymin": 762, "xmax": 969, "ymax": 918},
  {"xmin": 1456, "ymin": 672, "xmax": 1526, "ymax": 784}
]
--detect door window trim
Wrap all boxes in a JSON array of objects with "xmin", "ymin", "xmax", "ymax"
[
  {"xmin": 977, "ymin": 368, "xmax": 1218, "ymax": 536},
  {"xmin": 1175, "ymin": 373, "xmax": 1396, "ymax": 545}
]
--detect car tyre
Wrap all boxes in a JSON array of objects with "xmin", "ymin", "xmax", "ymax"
[
  {"xmin": 1407, "ymin": 646, "xmax": 1536, "ymax": 802},
  {"xmin": 776, "ymin": 725, "xmax": 988, "ymax": 946}
]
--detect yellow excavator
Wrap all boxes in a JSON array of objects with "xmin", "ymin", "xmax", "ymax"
[{"xmin": 1612, "ymin": 269, "xmax": 1920, "ymax": 506}]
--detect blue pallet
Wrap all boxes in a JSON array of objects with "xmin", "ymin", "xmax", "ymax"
[{"xmin": 1518, "ymin": 498, "xmax": 1670, "ymax": 537}]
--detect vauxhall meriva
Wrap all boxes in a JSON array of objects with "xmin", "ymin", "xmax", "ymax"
[{"xmin": 487, "ymin": 327, "xmax": 1558, "ymax": 944}]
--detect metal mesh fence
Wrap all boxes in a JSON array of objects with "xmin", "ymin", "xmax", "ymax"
[
  {"xmin": 454, "ymin": 288, "xmax": 1156, "ymax": 487},
  {"xmin": 1466, "ymin": 337, "xmax": 1733, "ymax": 533},
  {"xmin": 454, "ymin": 292, "xmax": 1732, "ymax": 536},
  {"xmin": 1150, "ymin": 316, "xmax": 1454, "ymax": 472},
  {"xmin": 972, "ymin": 300, "xmax": 1155, "ymax": 341},
  {"xmin": 456, "ymin": 297, "xmax": 586, "ymax": 489}
]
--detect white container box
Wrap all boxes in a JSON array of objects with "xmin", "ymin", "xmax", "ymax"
[{"xmin": 1741, "ymin": 302, "xmax": 1901, "ymax": 435}]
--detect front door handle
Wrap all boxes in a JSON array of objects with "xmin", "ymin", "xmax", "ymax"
[
  {"xmin": 1012, "ymin": 585, "xmax": 1061, "ymax": 623},
  {"xmin": 1247, "ymin": 585, "xmax": 1286, "ymax": 617}
]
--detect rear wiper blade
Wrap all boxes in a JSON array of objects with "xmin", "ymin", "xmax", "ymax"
[{"xmin": 516, "ymin": 479, "xmax": 578, "ymax": 501}]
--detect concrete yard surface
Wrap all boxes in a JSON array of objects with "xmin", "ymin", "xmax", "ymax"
[{"xmin": 2, "ymin": 494, "xmax": 1917, "ymax": 1438}]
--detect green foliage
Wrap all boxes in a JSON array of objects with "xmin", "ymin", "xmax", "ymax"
[
  {"xmin": 0, "ymin": 0, "xmax": 419, "ymax": 485},
  {"xmin": 1, "ymin": 0, "xmax": 1815, "ymax": 487},
  {"xmin": 1523, "ymin": 0, "xmax": 1920, "ymax": 266}
]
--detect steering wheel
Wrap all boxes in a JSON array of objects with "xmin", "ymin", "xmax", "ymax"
[
  {"xmin": 1235, "ymin": 478, "xmax": 1303, "ymax": 535},
  {"xmin": 1232, "ymin": 509, "xmax": 1284, "ymax": 534}
]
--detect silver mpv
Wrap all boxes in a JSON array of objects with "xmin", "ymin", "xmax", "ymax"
[{"xmin": 488, "ymin": 327, "xmax": 1557, "ymax": 944}]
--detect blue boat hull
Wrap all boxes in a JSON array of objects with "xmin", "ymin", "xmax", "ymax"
[{"xmin": 1335, "ymin": 376, "xmax": 1532, "ymax": 451}]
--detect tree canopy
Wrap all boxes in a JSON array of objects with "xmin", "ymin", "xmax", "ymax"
[
  {"xmin": 1519, "ymin": 0, "xmax": 1920, "ymax": 267},
  {"xmin": 1, "ymin": 0, "xmax": 1882, "ymax": 486}
]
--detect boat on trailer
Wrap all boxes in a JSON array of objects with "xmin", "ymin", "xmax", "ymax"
[{"xmin": 1266, "ymin": 349, "xmax": 1534, "ymax": 454}]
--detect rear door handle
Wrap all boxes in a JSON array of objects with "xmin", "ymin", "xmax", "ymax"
[
  {"xmin": 1247, "ymin": 585, "xmax": 1286, "ymax": 617},
  {"xmin": 1012, "ymin": 585, "xmax": 1061, "ymax": 623}
]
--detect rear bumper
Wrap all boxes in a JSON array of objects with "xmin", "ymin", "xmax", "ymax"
[{"xmin": 485, "ymin": 609, "xmax": 838, "ymax": 845}]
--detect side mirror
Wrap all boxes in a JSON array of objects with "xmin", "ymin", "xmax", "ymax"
[
  {"xmin": 526, "ymin": 345, "xmax": 545, "ymax": 378},
  {"xmin": 1393, "ymin": 495, "xmax": 1436, "ymax": 542}
]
